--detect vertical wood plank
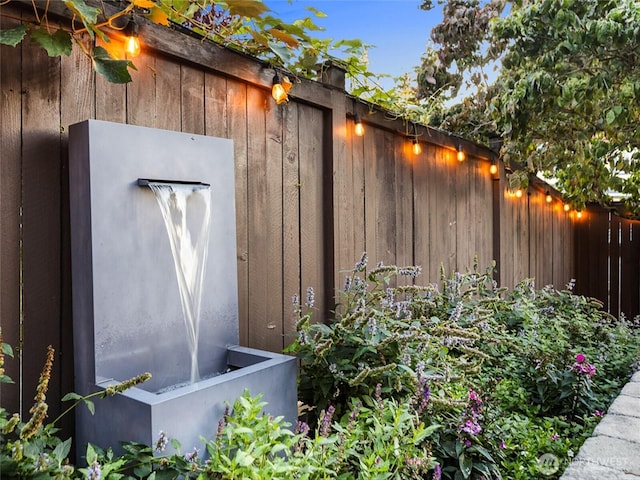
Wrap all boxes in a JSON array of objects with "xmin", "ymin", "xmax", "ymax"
[
  {"xmin": 20, "ymin": 16, "xmax": 63, "ymax": 418},
  {"xmin": 330, "ymin": 93, "xmax": 350, "ymax": 292},
  {"xmin": 180, "ymin": 64, "xmax": 205, "ymax": 134},
  {"xmin": 500, "ymin": 178, "xmax": 515, "ymax": 289},
  {"xmin": 351, "ymin": 119, "xmax": 366, "ymax": 266},
  {"xmin": 227, "ymin": 79, "xmax": 249, "ymax": 345},
  {"xmin": 473, "ymin": 159, "xmax": 493, "ymax": 272},
  {"xmin": 396, "ymin": 134, "xmax": 413, "ymax": 271},
  {"xmin": 204, "ymin": 73, "xmax": 228, "ymax": 139},
  {"xmin": 282, "ymin": 102, "xmax": 300, "ymax": 344},
  {"xmin": 363, "ymin": 126, "xmax": 378, "ymax": 266},
  {"xmin": 298, "ymin": 104, "xmax": 325, "ymax": 322},
  {"xmin": 413, "ymin": 144, "xmax": 432, "ymax": 279},
  {"xmin": 263, "ymin": 96, "xmax": 284, "ymax": 351},
  {"xmin": 0, "ymin": 8, "xmax": 23, "ymax": 413},
  {"xmin": 245, "ymin": 86, "xmax": 268, "ymax": 349},
  {"xmin": 154, "ymin": 56, "xmax": 181, "ymax": 132},
  {"xmin": 529, "ymin": 190, "xmax": 541, "ymax": 285},
  {"xmin": 378, "ymin": 130, "xmax": 396, "ymax": 265},
  {"xmin": 620, "ymin": 220, "xmax": 640, "ymax": 319},
  {"xmin": 609, "ymin": 214, "xmax": 622, "ymax": 317},
  {"xmin": 540, "ymin": 193, "xmax": 554, "ymax": 287},
  {"xmin": 126, "ymin": 51, "xmax": 156, "ymax": 127},
  {"xmin": 94, "ymin": 38, "xmax": 126, "ymax": 123},
  {"xmin": 455, "ymin": 156, "xmax": 472, "ymax": 271}
]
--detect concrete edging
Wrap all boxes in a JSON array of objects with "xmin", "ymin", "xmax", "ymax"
[{"xmin": 560, "ymin": 371, "xmax": 640, "ymax": 479}]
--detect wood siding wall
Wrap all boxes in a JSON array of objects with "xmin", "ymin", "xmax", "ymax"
[{"xmin": 1, "ymin": 1, "xmax": 588, "ymax": 436}]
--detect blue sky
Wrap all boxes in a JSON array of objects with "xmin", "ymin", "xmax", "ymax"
[{"xmin": 267, "ymin": 1, "xmax": 444, "ymax": 87}]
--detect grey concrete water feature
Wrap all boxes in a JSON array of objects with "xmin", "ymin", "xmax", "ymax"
[{"xmin": 68, "ymin": 119, "xmax": 297, "ymax": 458}]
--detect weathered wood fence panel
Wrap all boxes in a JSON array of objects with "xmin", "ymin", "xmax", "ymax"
[
  {"xmin": 3, "ymin": 0, "xmax": 632, "ymax": 442},
  {"xmin": 575, "ymin": 208, "xmax": 640, "ymax": 319}
]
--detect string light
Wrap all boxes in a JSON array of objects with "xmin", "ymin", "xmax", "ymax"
[
  {"xmin": 563, "ymin": 203, "xmax": 571, "ymax": 212},
  {"xmin": 412, "ymin": 137, "xmax": 422, "ymax": 155},
  {"xmin": 456, "ymin": 144, "xmax": 466, "ymax": 162},
  {"xmin": 576, "ymin": 210, "xmax": 583, "ymax": 219},
  {"xmin": 272, "ymin": 71, "xmax": 291, "ymax": 105},
  {"xmin": 354, "ymin": 114, "xmax": 365, "ymax": 137},
  {"xmin": 124, "ymin": 17, "xmax": 140, "ymax": 58},
  {"xmin": 489, "ymin": 160, "xmax": 498, "ymax": 175},
  {"xmin": 545, "ymin": 191, "xmax": 553, "ymax": 203},
  {"xmin": 515, "ymin": 188, "xmax": 523, "ymax": 198}
]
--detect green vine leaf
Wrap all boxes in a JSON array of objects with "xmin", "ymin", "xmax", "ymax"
[
  {"xmin": 0, "ymin": 25, "xmax": 28, "ymax": 47},
  {"xmin": 64, "ymin": 0, "xmax": 101, "ymax": 37},
  {"xmin": 92, "ymin": 46, "xmax": 135, "ymax": 84},
  {"xmin": 31, "ymin": 28, "xmax": 73, "ymax": 57}
]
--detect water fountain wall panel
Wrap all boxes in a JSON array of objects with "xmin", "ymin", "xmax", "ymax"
[{"xmin": 69, "ymin": 120, "xmax": 297, "ymax": 456}]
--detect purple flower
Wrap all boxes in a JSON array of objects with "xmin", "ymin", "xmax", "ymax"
[
  {"xmin": 465, "ymin": 439, "xmax": 472, "ymax": 447},
  {"xmin": 500, "ymin": 440, "xmax": 506, "ymax": 449},
  {"xmin": 572, "ymin": 361, "xmax": 596, "ymax": 377},
  {"xmin": 575, "ymin": 353, "xmax": 585, "ymax": 364},
  {"xmin": 87, "ymin": 461, "xmax": 101, "ymax": 480},
  {"xmin": 551, "ymin": 434, "xmax": 558, "ymax": 441},
  {"xmin": 594, "ymin": 410, "xmax": 604, "ymax": 417},
  {"xmin": 184, "ymin": 447, "xmax": 199, "ymax": 463},
  {"xmin": 319, "ymin": 405, "xmax": 335, "ymax": 437},
  {"xmin": 432, "ymin": 464, "xmax": 442, "ymax": 480},
  {"xmin": 461, "ymin": 419, "xmax": 482, "ymax": 435}
]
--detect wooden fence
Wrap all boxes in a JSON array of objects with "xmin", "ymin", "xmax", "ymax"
[
  {"xmin": 574, "ymin": 207, "xmax": 640, "ymax": 320},
  {"xmin": 1, "ymin": 0, "xmax": 631, "ymax": 440}
]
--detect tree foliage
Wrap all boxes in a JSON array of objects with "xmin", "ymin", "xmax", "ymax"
[{"xmin": 419, "ymin": 0, "xmax": 640, "ymax": 215}]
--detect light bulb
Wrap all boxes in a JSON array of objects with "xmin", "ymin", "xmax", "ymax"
[
  {"xmin": 576, "ymin": 210, "xmax": 583, "ymax": 219},
  {"xmin": 563, "ymin": 203, "xmax": 571, "ymax": 212},
  {"xmin": 457, "ymin": 144, "xmax": 465, "ymax": 162},
  {"xmin": 489, "ymin": 162, "xmax": 498, "ymax": 175},
  {"xmin": 272, "ymin": 72, "xmax": 289, "ymax": 104},
  {"xmin": 412, "ymin": 138, "xmax": 422, "ymax": 155},
  {"xmin": 545, "ymin": 191, "xmax": 552, "ymax": 203},
  {"xmin": 515, "ymin": 189, "xmax": 523, "ymax": 198},
  {"xmin": 124, "ymin": 19, "xmax": 140, "ymax": 58},
  {"xmin": 354, "ymin": 114, "xmax": 364, "ymax": 136},
  {"xmin": 124, "ymin": 36, "xmax": 140, "ymax": 57}
]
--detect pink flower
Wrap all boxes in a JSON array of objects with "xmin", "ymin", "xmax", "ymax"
[
  {"xmin": 500, "ymin": 440, "xmax": 506, "ymax": 449},
  {"xmin": 551, "ymin": 434, "xmax": 558, "ymax": 441},
  {"xmin": 594, "ymin": 410, "xmax": 604, "ymax": 417},
  {"xmin": 575, "ymin": 353, "xmax": 585, "ymax": 364}
]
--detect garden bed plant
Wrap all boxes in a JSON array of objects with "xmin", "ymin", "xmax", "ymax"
[{"xmin": 1, "ymin": 254, "xmax": 639, "ymax": 479}]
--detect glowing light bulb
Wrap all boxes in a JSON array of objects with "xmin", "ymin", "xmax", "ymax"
[
  {"xmin": 412, "ymin": 138, "xmax": 422, "ymax": 155},
  {"xmin": 354, "ymin": 114, "xmax": 364, "ymax": 137},
  {"xmin": 576, "ymin": 210, "xmax": 583, "ymax": 219},
  {"xmin": 563, "ymin": 203, "xmax": 571, "ymax": 212},
  {"xmin": 489, "ymin": 162, "xmax": 498, "ymax": 175},
  {"xmin": 271, "ymin": 72, "xmax": 290, "ymax": 104},
  {"xmin": 515, "ymin": 189, "xmax": 523, "ymax": 198},
  {"xmin": 124, "ymin": 19, "xmax": 140, "ymax": 58},
  {"xmin": 457, "ymin": 145, "xmax": 465, "ymax": 162},
  {"xmin": 545, "ymin": 191, "xmax": 553, "ymax": 203}
]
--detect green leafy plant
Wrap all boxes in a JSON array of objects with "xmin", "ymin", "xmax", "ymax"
[
  {"xmin": 288, "ymin": 254, "xmax": 640, "ymax": 479},
  {"xmin": 0, "ymin": 339, "xmax": 151, "ymax": 479}
]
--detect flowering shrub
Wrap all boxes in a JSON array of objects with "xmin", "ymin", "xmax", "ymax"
[{"xmin": 289, "ymin": 254, "xmax": 640, "ymax": 479}]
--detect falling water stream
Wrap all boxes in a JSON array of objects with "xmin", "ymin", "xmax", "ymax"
[{"xmin": 147, "ymin": 182, "xmax": 211, "ymax": 384}]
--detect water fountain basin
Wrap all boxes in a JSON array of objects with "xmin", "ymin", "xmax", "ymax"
[{"xmin": 81, "ymin": 345, "xmax": 297, "ymax": 455}]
